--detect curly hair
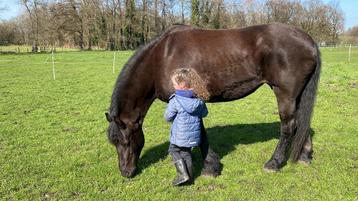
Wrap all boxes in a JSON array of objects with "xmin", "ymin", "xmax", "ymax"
[{"xmin": 171, "ymin": 68, "xmax": 210, "ymax": 101}]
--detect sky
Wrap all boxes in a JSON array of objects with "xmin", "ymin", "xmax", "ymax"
[{"xmin": 0, "ymin": 0, "xmax": 357, "ymax": 30}]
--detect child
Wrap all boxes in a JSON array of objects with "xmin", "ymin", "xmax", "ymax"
[{"xmin": 164, "ymin": 68, "xmax": 209, "ymax": 186}]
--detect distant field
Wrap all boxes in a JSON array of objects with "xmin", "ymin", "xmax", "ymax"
[
  {"xmin": 0, "ymin": 45, "xmax": 100, "ymax": 53},
  {"xmin": 0, "ymin": 47, "xmax": 357, "ymax": 200}
]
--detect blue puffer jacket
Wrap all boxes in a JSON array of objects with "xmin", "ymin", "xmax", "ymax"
[{"xmin": 164, "ymin": 90, "xmax": 208, "ymax": 147}]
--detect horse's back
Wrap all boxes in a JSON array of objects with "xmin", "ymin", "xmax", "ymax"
[{"xmin": 155, "ymin": 24, "xmax": 319, "ymax": 102}]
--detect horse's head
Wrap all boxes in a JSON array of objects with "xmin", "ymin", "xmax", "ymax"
[{"xmin": 105, "ymin": 112, "xmax": 144, "ymax": 178}]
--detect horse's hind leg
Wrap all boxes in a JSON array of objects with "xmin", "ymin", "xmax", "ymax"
[
  {"xmin": 199, "ymin": 120, "xmax": 222, "ymax": 177},
  {"xmin": 264, "ymin": 87, "xmax": 297, "ymax": 172},
  {"xmin": 298, "ymin": 134, "xmax": 313, "ymax": 165}
]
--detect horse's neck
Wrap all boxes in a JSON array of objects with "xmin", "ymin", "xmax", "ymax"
[{"xmin": 115, "ymin": 61, "xmax": 156, "ymax": 122}]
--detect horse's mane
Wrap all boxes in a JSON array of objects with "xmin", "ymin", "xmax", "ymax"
[{"xmin": 109, "ymin": 24, "xmax": 193, "ymax": 117}]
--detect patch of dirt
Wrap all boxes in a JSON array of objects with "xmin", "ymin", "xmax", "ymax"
[
  {"xmin": 41, "ymin": 192, "xmax": 57, "ymax": 200},
  {"xmin": 196, "ymin": 183, "xmax": 225, "ymax": 192},
  {"xmin": 349, "ymin": 82, "xmax": 357, "ymax": 89},
  {"xmin": 70, "ymin": 191, "xmax": 80, "ymax": 197},
  {"xmin": 62, "ymin": 127, "xmax": 79, "ymax": 133},
  {"xmin": 351, "ymin": 157, "xmax": 358, "ymax": 161},
  {"xmin": 73, "ymin": 111, "xmax": 81, "ymax": 115},
  {"xmin": 326, "ymin": 83, "xmax": 340, "ymax": 92}
]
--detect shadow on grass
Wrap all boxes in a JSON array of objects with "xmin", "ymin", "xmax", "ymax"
[
  {"xmin": 137, "ymin": 122, "xmax": 282, "ymax": 177},
  {"xmin": 137, "ymin": 141, "xmax": 170, "ymax": 175}
]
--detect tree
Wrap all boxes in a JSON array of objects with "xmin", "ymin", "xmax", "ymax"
[
  {"xmin": 21, "ymin": 0, "xmax": 41, "ymax": 52},
  {"xmin": 140, "ymin": 0, "xmax": 149, "ymax": 44},
  {"xmin": 326, "ymin": 0, "xmax": 344, "ymax": 45},
  {"xmin": 179, "ymin": 0, "xmax": 186, "ymax": 24},
  {"xmin": 1, "ymin": 0, "xmax": 346, "ymax": 50},
  {"xmin": 200, "ymin": 0, "xmax": 213, "ymax": 27},
  {"xmin": 346, "ymin": 26, "xmax": 358, "ymax": 37},
  {"xmin": 265, "ymin": 0, "xmax": 300, "ymax": 24},
  {"xmin": 191, "ymin": 0, "xmax": 199, "ymax": 26},
  {"xmin": 124, "ymin": 0, "xmax": 135, "ymax": 49},
  {"xmin": 341, "ymin": 26, "xmax": 358, "ymax": 45}
]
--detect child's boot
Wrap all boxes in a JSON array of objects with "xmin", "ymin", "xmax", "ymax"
[
  {"xmin": 172, "ymin": 159, "xmax": 190, "ymax": 186},
  {"xmin": 185, "ymin": 159, "xmax": 194, "ymax": 184}
]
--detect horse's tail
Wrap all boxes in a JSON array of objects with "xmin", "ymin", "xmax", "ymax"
[{"xmin": 290, "ymin": 43, "xmax": 321, "ymax": 161}]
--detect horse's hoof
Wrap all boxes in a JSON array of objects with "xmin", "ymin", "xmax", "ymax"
[
  {"xmin": 263, "ymin": 160, "xmax": 280, "ymax": 173},
  {"xmin": 297, "ymin": 160, "xmax": 310, "ymax": 166},
  {"xmin": 201, "ymin": 160, "xmax": 222, "ymax": 177},
  {"xmin": 201, "ymin": 168, "xmax": 220, "ymax": 178},
  {"xmin": 298, "ymin": 154, "xmax": 312, "ymax": 166},
  {"xmin": 201, "ymin": 172, "xmax": 213, "ymax": 178},
  {"xmin": 201, "ymin": 170, "xmax": 219, "ymax": 177},
  {"xmin": 263, "ymin": 166, "xmax": 279, "ymax": 173},
  {"xmin": 297, "ymin": 158, "xmax": 311, "ymax": 166}
]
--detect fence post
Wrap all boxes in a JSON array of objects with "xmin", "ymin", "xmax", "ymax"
[
  {"xmin": 112, "ymin": 51, "xmax": 116, "ymax": 74},
  {"xmin": 52, "ymin": 50, "xmax": 56, "ymax": 80},
  {"xmin": 348, "ymin": 44, "xmax": 352, "ymax": 63}
]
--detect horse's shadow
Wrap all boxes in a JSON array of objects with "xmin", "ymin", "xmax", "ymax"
[
  {"xmin": 137, "ymin": 122, "xmax": 283, "ymax": 177},
  {"xmin": 138, "ymin": 122, "xmax": 315, "ymax": 179}
]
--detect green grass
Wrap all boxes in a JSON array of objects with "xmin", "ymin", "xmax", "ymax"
[{"xmin": 0, "ymin": 48, "xmax": 357, "ymax": 200}]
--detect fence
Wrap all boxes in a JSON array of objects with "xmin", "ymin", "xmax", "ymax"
[{"xmin": 0, "ymin": 45, "xmax": 106, "ymax": 54}]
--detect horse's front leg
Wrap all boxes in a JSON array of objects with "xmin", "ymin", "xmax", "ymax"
[{"xmin": 199, "ymin": 120, "xmax": 221, "ymax": 177}]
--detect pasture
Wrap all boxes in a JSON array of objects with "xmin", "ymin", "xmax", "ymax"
[{"xmin": 0, "ymin": 47, "xmax": 357, "ymax": 200}]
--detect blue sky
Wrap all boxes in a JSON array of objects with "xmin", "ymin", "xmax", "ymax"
[
  {"xmin": 1, "ymin": 0, "xmax": 357, "ymax": 30},
  {"xmin": 323, "ymin": 0, "xmax": 358, "ymax": 30}
]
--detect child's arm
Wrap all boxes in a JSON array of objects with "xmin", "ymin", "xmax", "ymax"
[
  {"xmin": 164, "ymin": 99, "xmax": 177, "ymax": 122},
  {"xmin": 200, "ymin": 101, "xmax": 208, "ymax": 118}
]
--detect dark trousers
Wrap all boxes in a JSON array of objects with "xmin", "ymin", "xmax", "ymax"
[{"xmin": 168, "ymin": 143, "xmax": 193, "ymax": 169}]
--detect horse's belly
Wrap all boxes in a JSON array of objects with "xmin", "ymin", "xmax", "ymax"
[{"xmin": 207, "ymin": 76, "xmax": 264, "ymax": 102}]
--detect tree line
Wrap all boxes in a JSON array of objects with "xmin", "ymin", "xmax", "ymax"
[{"xmin": 0, "ymin": 0, "xmax": 345, "ymax": 52}]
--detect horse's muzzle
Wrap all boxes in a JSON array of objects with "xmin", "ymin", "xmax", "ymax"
[{"xmin": 120, "ymin": 167, "xmax": 136, "ymax": 178}]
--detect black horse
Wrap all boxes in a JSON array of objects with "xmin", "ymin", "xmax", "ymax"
[{"xmin": 105, "ymin": 23, "xmax": 321, "ymax": 178}]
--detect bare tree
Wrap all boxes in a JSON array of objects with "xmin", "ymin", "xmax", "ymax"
[
  {"xmin": 341, "ymin": 26, "xmax": 358, "ymax": 45},
  {"xmin": 140, "ymin": 0, "xmax": 149, "ymax": 44},
  {"xmin": 1, "ymin": 0, "xmax": 345, "ymax": 50},
  {"xmin": 21, "ymin": 0, "xmax": 41, "ymax": 52},
  {"xmin": 346, "ymin": 26, "xmax": 358, "ymax": 37},
  {"xmin": 179, "ymin": 0, "xmax": 186, "ymax": 24},
  {"xmin": 326, "ymin": 0, "xmax": 344, "ymax": 45}
]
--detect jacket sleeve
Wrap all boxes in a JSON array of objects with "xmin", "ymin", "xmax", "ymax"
[
  {"xmin": 200, "ymin": 101, "xmax": 208, "ymax": 118},
  {"xmin": 164, "ymin": 99, "xmax": 177, "ymax": 122}
]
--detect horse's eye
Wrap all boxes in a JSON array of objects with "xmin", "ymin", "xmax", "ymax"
[{"xmin": 115, "ymin": 122, "xmax": 126, "ymax": 130}]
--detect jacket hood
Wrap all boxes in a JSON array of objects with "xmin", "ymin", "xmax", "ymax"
[
  {"xmin": 175, "ymin": 90, "xmax": 195, "ymax": 98},
  {"xmin": 175, "ymin": 95, "xmax": 202, "ymax": 114}
]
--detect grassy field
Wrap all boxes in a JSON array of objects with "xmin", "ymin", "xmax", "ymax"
[{"xmin": 0, "ymin": 47, "xmax": 357, "ymax": 200}]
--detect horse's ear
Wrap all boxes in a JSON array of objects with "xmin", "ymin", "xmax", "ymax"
[{"xmin": 105, "ymin": 113, "xmax": 112, "ymax": 122}]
